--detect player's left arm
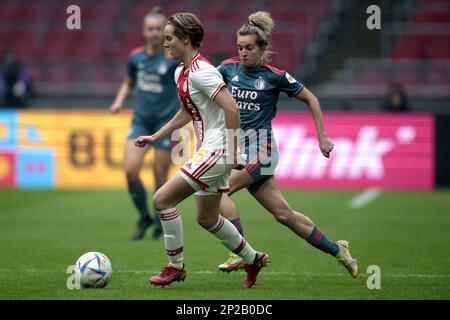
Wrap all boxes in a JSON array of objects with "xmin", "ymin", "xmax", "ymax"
[{"xmin": 295, "ymin": 87, "xmax": 334, "ymax": 158}]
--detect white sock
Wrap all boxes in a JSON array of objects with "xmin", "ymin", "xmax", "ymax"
[
  {"xmin": 208, "ymin": 216, "xmax": 257, "ymax": 264},
  {"xmin": 155, "ymin": 207, "xmax": 184, "ymax": 269}
]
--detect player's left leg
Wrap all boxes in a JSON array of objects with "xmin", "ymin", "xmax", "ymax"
[
  {"xmin": 195, "ymin": 194, "xmax": 269, "ymax": 288},
  {"xmin": 151, "ymin": 147, "xmax": 172, "ymax": 239},
  {"xmin": 148, "ymin": 174, "xmax": 195, "ymax": 286},
  {"xmin": 218, "ymin": 169, "xmax": 254, "ymax": 272},
  {"xmin": 252, "ymin": 178, "xmax": 359, "ymax": 278}
]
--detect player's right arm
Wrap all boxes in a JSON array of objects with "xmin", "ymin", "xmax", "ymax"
[
  {"xmin": 135, "ymin": 105, "xmax": 191, "ymax": 147},
  {"xmin": 111, "ymin": 54, "xmax": 138, "ymax": 114},
  {"xmin": 110, "ymin": 76, "xmax": 135, "ymax": 114}
]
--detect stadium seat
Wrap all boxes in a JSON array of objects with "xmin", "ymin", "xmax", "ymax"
[{"xmin": 0, "ymin": 0, "xmax": 335, "ymax": 95}]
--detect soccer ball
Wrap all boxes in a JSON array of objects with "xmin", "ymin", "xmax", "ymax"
[{"xmin": 75, "ymin": 252, "xmax": 113, "ymax": 288}]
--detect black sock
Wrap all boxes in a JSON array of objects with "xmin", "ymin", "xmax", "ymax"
[{"xmin": 127, "ymin": 178, "xmax": 151, "ymax": 222}]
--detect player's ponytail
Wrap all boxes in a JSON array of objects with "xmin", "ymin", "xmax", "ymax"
[{"xmin": 238, "ymin": 11, "xmax": 275, "ymax": 62}]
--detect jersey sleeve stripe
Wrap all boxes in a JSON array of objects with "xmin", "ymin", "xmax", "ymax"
[
  {"xmin": 211, "ymin": 83, "xmax": 226, "ymax": 100},
  {"xmin": 289, "ymin": 84, "xmax": 304, "ymax": 97}
]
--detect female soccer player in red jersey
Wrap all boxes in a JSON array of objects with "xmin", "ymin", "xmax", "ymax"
[
  {"xmin": 135, "ymin": 12, "xmax": 268, "ymax": 288},
  {"xmin": 216, "ymin": 11, "xmax": 359, "ymax": 278}
]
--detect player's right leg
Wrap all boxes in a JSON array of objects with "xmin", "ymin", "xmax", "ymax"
[
  {"xmin": 148, "ymin": 174, "xmax": 195, "ymax": 287},
  {"xmin": 196, "ymin": 193, "xmax": 269, "ymax": 288},
  {"xmin": 218, "ymin": 169, "xmax": 254, "ymax": 272},
  {"xmin": 124, "ymin": 139, "xmax": 153, "ymax": 240}
]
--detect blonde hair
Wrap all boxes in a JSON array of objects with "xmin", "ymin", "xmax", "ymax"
[
  {"xmin": 167, "ymin": 12, "xmax": 204, "ymax": 48},
  {"xmin": 144, "ymin": 6, "xmax": 166, "ymax": 22},
  {"xmin": 237, "ymin": 11, "xmax": 275, "ymax": 62}
]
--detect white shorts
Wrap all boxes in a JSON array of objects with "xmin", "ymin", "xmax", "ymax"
[{"xmin": 178, "ymin": 147, "xmax": 232, "ymax": 196}]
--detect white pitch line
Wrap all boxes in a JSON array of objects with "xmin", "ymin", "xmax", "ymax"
[
  {"xmin": 348, "ymin": 187, "xmax": 381, "ymax": 209},
  {"xmin": 0, "ymin": 268, "xmax": 448, "ymax": 279}
]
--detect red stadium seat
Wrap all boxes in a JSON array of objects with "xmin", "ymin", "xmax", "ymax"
[
  {"xmin": 0, "ymin": 0, "xmax": 336, "ymax": 94},
  {"xmin": 116, "ymin": 31, "xmax": 145, "ymax": 59}
]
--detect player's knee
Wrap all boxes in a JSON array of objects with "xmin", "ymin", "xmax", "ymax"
[
  {"xmin": 273, "ymin": 208, "xmax": 294, "ymax": 225},
  {"xmin": 152, "ymin": 190, "xmax": 170, "ymax": 211},
  {"xmin": 196, "ymin": 214, "xmax": 215, "ymax": 229},
  {"xmin": 125, "ymin": 168, "xmax": 139, "ymax": 182}
]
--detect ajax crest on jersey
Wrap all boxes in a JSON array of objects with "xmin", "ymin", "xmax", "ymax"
[
  {"xmin": 254, "ymin": 78, "xmax": 266, "ymax": 90},
  {"xmin": 75, "ymin": 252, "xmax": 113, "ymax": 288}
]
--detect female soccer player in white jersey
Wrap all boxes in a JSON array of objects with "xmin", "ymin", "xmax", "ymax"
[
  {"xmin": 135, "ymin": 12, "xmax": 268, "ymax": 288},
  {"xmin": 216, "ymin": 12, "xmax": 359, "ymax": 278}
]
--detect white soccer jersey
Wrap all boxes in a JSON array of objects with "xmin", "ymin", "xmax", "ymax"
[{"xmin": 175, "ymin": 53, "xmax": 227, "ymax": 151}]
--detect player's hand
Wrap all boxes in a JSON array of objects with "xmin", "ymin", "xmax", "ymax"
[
  {"xmin": 109, "ymin": 102, "xmax": 122, "ymax": 114},
  {"xmin": 319, "ymin": 135, "xmax": 334, "ymax": 158},
  {"xmin": 135, "ymin": 135, "xmax": 155, "ymax": 147}
]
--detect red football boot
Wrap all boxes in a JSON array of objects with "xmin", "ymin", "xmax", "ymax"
[
  {"xmin": 243, "ymin": 252, "xmax": 269, "ymax": 288},
  {"xmin": 148, "ymin": 264, "xmax": 186, "ymax": 287}
]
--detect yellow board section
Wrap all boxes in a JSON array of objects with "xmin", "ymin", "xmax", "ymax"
[{"xmin": 17, "ymin": 110, "xmax": 191, "ymax": 189}]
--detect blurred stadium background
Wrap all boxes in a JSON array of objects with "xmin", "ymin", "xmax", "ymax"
[
  {"xmin": 0, "ymin": 0, "xmax": 449, "ymax": 299},
  {"xmin": 0, "ymin": 0, "xmax": 449, "ymax": 110},
  {"xmin": 0, "ymin": 0, "xmax": 448, "ymax": 189}
]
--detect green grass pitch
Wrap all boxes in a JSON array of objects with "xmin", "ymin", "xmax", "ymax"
[{"xmin": 0, "ymin": 189, "xmax": 449, "ymax": 299}]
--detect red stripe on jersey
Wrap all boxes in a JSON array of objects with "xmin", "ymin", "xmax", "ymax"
[
  {"xmin": 211, "ymin": 83, "xmax": 226, "ymax": 100},
  {"xmin": 246, "ymin": 144, "xmax": 268, "ymax": 173},
  {"xmin": 180, "ymin": 167, "xmax": 209, "ymax": 189},
  {"xmin": 249, "ymin": 145, "xmax": 271, "ymax": 174},
  {"xmin": 194, "ymin": 149, "xmax": 223, "ymax": 179},
  {"xmin": 191, "ymin": 150, "xmax": 218, "ymax": 177},
  {"xmin": 186, "ymin": 53, "xmax": 201, "ymax": 72},
  {"xmin": 129, "ymin": 45, "xmax": 145, "ymax": 57},
  {"xmin": 177, "ymin": 67, "xmax": 204, "ymax": 150},
  {"xmin": 261, "ymin": 63, "xmax": 285, "ymax": 75},
  {"xmin": 196, "ymin": 54, "xmax": 212, "ymax": 65},
  {"xmin": 217, "ymin": 188, "xmax": 230, "ymax": 193},
  {"xmin": 221, "ymin": 57, "xmax": 240, "ymax": 65}
]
